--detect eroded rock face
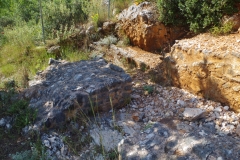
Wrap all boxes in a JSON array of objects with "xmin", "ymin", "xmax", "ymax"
[
  {"xmin": 116, "ymin": 2, "xmax": 186, "ymax": 52},
  {"xmin": 167, "ymin": 33, "xmax": 240, "ymax": 112},
  {"xmin": 23, "ymin": 58, "xmax": 132, "ymax": 128}
]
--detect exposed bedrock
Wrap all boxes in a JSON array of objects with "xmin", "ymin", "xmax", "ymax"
[
  {"xmin": 23, "ymin": 58, "xmax": 132, "ymax": 128},
  {"xmin": 168, "ymin": 34, "xmax": 240, "ymax": 112},
  {"xmin": 116, "ymin": 2, "xmax": 186, "ymax": 52}
]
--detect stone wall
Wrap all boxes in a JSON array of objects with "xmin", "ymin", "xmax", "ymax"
[
  {"xmin": 23, "ymin": 58, "xmax": 132, "ymax": 128},
  {"xmin": 167, "ymin": 33, "xmax": 240, "ymax": 112}
]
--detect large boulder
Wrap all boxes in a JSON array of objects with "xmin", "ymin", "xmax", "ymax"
[
  {"xmin": 167, "ymin": 33, "xmax": 240, "ymax": 112},
  {"xmin": 116, "ymin": 2, "xmax": 186, "ymax": 52},
  {"xmin": 23, "ymin": 58, "xmax": 132, "ymax": 128}
]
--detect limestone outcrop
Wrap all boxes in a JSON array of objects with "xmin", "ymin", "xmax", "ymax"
[
  {"xmin": 23, "ymin": 58, "xmax": 132, "ymax": 128},
  {"xmin": 167, "ymin": 33, "xmax": 240, "ymax": 112},
  {"xmin": 116, "ymin": 2, "xmax": 186, "ymax": 52}
]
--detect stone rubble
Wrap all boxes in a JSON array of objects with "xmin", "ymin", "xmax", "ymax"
[
  {"xmin": 41, "ymin": 133, "xmax": 72, "ymax": 160},
  {"xmin": 0, "ymin": 116, "xmax": 12, "ymax": 130},
  {"xmin": 29, "ymin": 62, "xmax": 240, "ymax": 160}
]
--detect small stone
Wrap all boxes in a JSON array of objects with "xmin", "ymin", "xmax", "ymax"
[
  {"xmin": 214, "ymin": 107, "xmax": 222, "ymax": 112},
  {"xmin": 120, "ymin": 108, "xmax": 126, "ymax": 112},
  {"xmin": 199, "ymin": 130, "xmax": 208, "ymax": 136},
  {"xmin": 131, "ymin": 105, "xmax": 138, "ymax": 109},
  {"xmin": 146, "ymin": 133, "xmax": 155, "ymax": 139},
  {"xmin": 132, "ymin": 112, "xmax": 144, "ymax": 122},
  {"xmin": 215, "ymin": 112, "xmax": 220, "ymax": 118},
  {"xmin": 177, "ymin": 100, "xmax": 186, "ymax": 107},
  {"xmin": 143, "ymin": 117, "xmax": 149, "ymax": 123},
  {"xmin": 144, "ymin": 128, "xmax": 152, "ymax": 134},
  {"xmin": 183, "ymin": 108, "xmax": 206, "ymax": 121},
  {"xmin": 0, "ymin": 118, "xmax": 6, "ymax": 127},
  {"xmin": 236, "ymin": 125, "xmax": 240, "ymax": 136},
  {"xmin": 131, "ymin": 94, "xmax": 141, "ymax": 99},
  {"xmin": 223, "ymin": 106, "xmax": 229, "ymax": 111},
  {"xmin": 6, "ymin": 124, "xmax": 12, "ymax": 130},
  {"xmin": 43, "ymin": 140, "xmax": 51, "ymax": 148},
  {"xmin": 208, "ymin": 105, "xmax": 214, "ymax": 111}
]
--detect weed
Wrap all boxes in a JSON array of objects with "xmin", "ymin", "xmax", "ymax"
[
  {"xmin": 91, "ymin": 13, "xmax": 99, "ymax": 30},
  {"xmin": 134, "ymin": 0, "xmax": 144, "ymax": 5},
  {"xmin": 140, "ymin": 63, "xmax": 148, "ymax": 72},
  {"xmin": 143, "ymin": 122, "xmax": 153, "ymax": 131},
  {"xmin": 143, "ymin": 85, "xmax": 154, "ymax": 94},
  {"xmin": 98, "ymin": 35, "xmax": 118, "ymax": 48}
]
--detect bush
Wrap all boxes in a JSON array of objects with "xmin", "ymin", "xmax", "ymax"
[
  {"xmin": 157, "ymin": 0, "xmax": 240, "ymax": 33},
  {"xmin": 210, "ymin": 21, "xmax": 234, "ymax": 35},
  {"xmin": 43, "ymin": 0, "xmax": 87, "ymax": 38}
]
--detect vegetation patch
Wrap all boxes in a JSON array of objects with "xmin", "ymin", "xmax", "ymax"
[{"xmin": 157, "ymin": 0, "xmax": 240, "ymax": 33}]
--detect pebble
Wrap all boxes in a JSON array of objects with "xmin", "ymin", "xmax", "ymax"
[
  {"xmin": 183, "ymin": 108, "xmax": 206, "ymax": 121},
  {"xmin": 223, "ymin": 106, "xmax": 229, "ymax": 111},
  {"xmin": 0, "ymin": 118, "xmax": 6, "ymax": 127},
  {"xmin": 236, "ymin": 125, "xmax": 240, "ymax": 136},
  {"xmin": 146, "ymin": 133, "xmax": 155, "ymax": 139},
  {"xmin": 214, "ymin": 107, "xmax": 222, "ymax": 112}
]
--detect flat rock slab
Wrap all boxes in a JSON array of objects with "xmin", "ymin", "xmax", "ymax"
[
  {"xmin": 23, "ymin": 58, "xmax": 132, "ymax": 128},
  {"xmin": 183, "ymin": 108, "xmax": 206, "ymax": 121}
]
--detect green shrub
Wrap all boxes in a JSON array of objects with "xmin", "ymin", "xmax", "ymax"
[
  {"xmin": 210, "ymin": 21, "xmax": 234, "ymax": 35},
  {"xmin": 43, "ymin": 0, "xmax": 86, "ymax": 38},
  {"xmin": 157, "ymin": 0, "xmax": 240, "ymax": 33}
]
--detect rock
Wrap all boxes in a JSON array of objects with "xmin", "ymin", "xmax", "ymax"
[
  {"xmin": 0, "ymin": 118, "xmax": 6, "ymax": 127},
  {"xmin": 131, "ymin": 94, "xmax": 141, "ymax": 99},
  {"xmin": 48, "ymin": 58, "xmax": 61, "ymax": 65},
  {"xmin": 214, "ymin": 107, "xmax": 222, "ymax": 112},
  {"xmin": 23, "ymin": 59, "xmax": 132, "ymax": 129},
  {"xmin": 90, "ymin": 127, "xmax": 123, "ymax": 152},
  {"xmin": 177, "ymin": 100, "xmax": 186, "ymax": 107},
  {"xmin": 6, "ymin": 124, "xmax": 12, "ymax": 130},
  {"xmin": 131, "ymin": 104, "xmax": 138, "ymax": 109},
  {"xmin": 116, "ymin": 2, "xmax": 186, "ymax": 52},
  {"xmin": 41, "ymin": 133, "xmax": 70, "ymax": 160},
  {"xmin": 132, "ymin": 112, "xmax": 144, "ymax": 122},
  {"xmin": 236, "ymin": 125, "xmax": 240, "ymax": 136},
  {"xmin": 223, "ymin": 106, "xmax": 229, "ymax": 111},
  {"xmin": 86, "ymin": 25, "xmax": 95, "ymax": 34},
  {"xmin": 183, "ymin": 108, "xmax": 206, "ymax": 121},
  {"xmin": 47, "ymin": 46, "xmax": 61, "ymax": 59},
  {"xmin": 102, "ymin": 21, "xmax": 116, "ymax": 34}
]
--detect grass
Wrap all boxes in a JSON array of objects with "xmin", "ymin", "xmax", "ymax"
[
  {"xmin": 61, "ymin": 46, "xmax": 89, "ymax": 62},
  {"xmin": 0, "ymin": 22, "xmax": 91, "ymax": 87}
]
